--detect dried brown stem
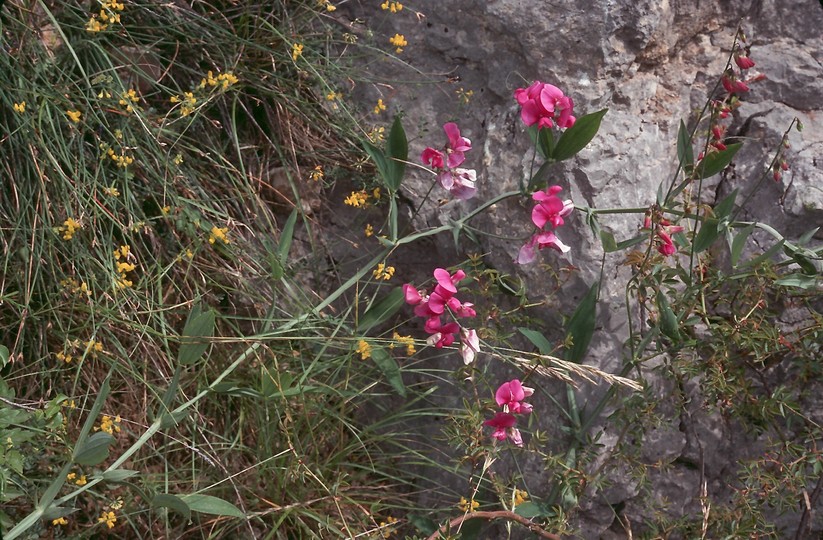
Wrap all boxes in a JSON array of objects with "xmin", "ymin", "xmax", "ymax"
[{"xmin": 425, "ymin": 510, "xmax": 561, "ymax": 540}]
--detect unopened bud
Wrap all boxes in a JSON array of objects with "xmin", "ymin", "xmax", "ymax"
[
  {"xmin": 773, "ymin": 171, "xmax": 781, "ymax": 182},
  {"xmin": 796, "ymin": 120, "xmax": 804, "ymax": 132},
  {"xmin": 780, "ymin": 161, "xmax": 789, "ymax": 171}
]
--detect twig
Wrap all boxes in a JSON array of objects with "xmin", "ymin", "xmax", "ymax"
[{"xmin": 425, "ymin": 510, "xmax": 561, "ymax": 540}]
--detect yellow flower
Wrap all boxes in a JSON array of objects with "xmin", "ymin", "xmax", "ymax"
[
  {"xmin": 458, "ymin": 497, "xmax": 479, "ymax": 512},
  {"xmin": 326, "ymin": 90, "xmax": 342, "ymax": 101},
  {"xmin": 13, "ymin": 102, "xmax": 25, "ymax": 113},
  {"xmin": 391, "ymin": 332, "xmax": 416, "ymax": 356},
  {"xmin": 184, "ymin": 248, "xmax": 194, "ymax": 260},
  {"xmin": 56, "ymin": 351, "xmax": 73, "ymax": 363},
  {"xmin": 61, "ymin": 217, "xmax": 81, "ymax": 240},
  {"xmin": 367, "ymin": 126, "xmax": 385, "ymax": 142},
  {"xmin": 389, "ymin": 34, "xmax": 407, "ymax": 53},
  {"xmin": 381, "ymin": 1, "xmax": 403, "ymax": 12},
  {"xmin": 67, "ymin": 472, "xmax": 76, "ymax": 482},
  {"xmin": 372, "ymin": 187, "xmax": 381, "ymax": 200},
  {"xmin": 325, "ymin": 1, "xmax": 336, "ymax": 11},
  {"xmin": 344, "ymin": 191, "xmax": 369, "ymax": 208},
  {"xmin": 373, "ymin": 99, "xmax": 387, "ymax": 114},
  {"xmin": 173, "ymin": 153, "xmax": 184, "ymax": 165},
  {"xmin": 102, "ymin": 186, "xmax": 120, "ymax": 197},
  {"xmin": 364, "ymin": 224, "xmax": 374, "ymax": 237},
  {"xmin": 66, "ymin": 110, "xmax": 82, "ymax": 123},
  {"xmin": 513, "ymin": 488, "xmax": 529, "ymax": 506},
  {"xmin": 86, "ymin": 17, "xmax": 108, "ymax": 32},
  {"xmin": 292, "ymin": 43, "xmax": 304, "ymax": 61},
  {"xmin": 309, "ymin": 165, "xmax": 324, "ymax": 182},
  {"xmin": 96, "ymin": 414, "xmax": 121, "ymax": 435},
  {"xmin": 52, "ymin": 517, "xmax": 68, "ymax": 526},
  {"xmin": 209, "ymin": 226, "xmax": 230, "ymax": 245},
  {"xmin": 456, "ymin": 87, "xmax": 474, "ymax": 104},
  {"xmin": 85, "ymin": 339, "xmax": 104, "ymax": 356},
  {"xmin": 356, "ymin": 339, "xmax": 371, "ymax": 360},
  {"xmin": 75, "ymin": 474, "xmax": 87, "ymax": 486},
  {"xmin": 378, "ymin": 516, "xmax": 399, "ymax": 538},
  {"xmin": 373, "ymin": 263, "xmax": 395, "ymax": 281},
  {"xmin": 98, "ymin": 510, "xmax": 117, "ymax": 529}
]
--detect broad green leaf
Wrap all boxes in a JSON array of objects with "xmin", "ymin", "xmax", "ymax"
[
  {"xmin": 514, "ymin": 501, "xmax": 551, "ymax": 518},
  {"xmin": 656, "ymin": 290, "xmax": 681, "ymax": 342},
  {"xmin": 693, "ymin": 218, "xmax": 720, "ymax": 253},
  {"xmin": 74, "ymin": 432, "xmax": 115, "ymax": 466},
  {"xmin": 370, "ymin": 346, "xmax": 406, "ymax": 397},
  {"xmin": 386, "ymin": 115, "xmax": 408, "ymax": 190},
  {"xmin": 363, "ymin": 139, "xmax": 389, "ymax": 181},
  {"xmin": 178, "ymin": 306, "xmax": 215, "ymax": 365},
  {"xmin": 406, "ymin": 513, "xmax": 438, "ymax": 535},
  {"xmin": 552, "ymin": 109, "xmax": 608, "ymax": 161},
  {"xmin": 152, "ymin": 494, "xmax": 192, "ymax": 521},
  {"xmin": 277, "ymin": 208, "xmax": 299, "ymax": 264},
  {"xmin": 775, "ymin": 274, "xmax": 820, "ymax": 290},
  {"xmin": 101, "ymin": 469, "xmax": 139, "ymax": 482},
  {"xmin": 518, "ymin": 328, "xmax": 552, "ymax": 355},
  {"xmin": 693, "ymin": 143, "xmax": 742, "ymax": 179},
  {"xmin": 0, "ymin": 345, "xmax": 8, "ymax": 369},
  {"xmin": 565, "ymin": 282, "xmax": 599, "ymax": 363},
  {"xmin": 677, "ymin": 120, "xmax": 694, "ymax": 170},
  {"xmin": 730, "ymin": 223, "xmax": 755, "ymax": 267},
  {"xmin": 527, "ymin": 160, "xmax": 554, "ymax": 192},
  {"xmin": 180, "ymin": 494, "xmax": 245, "ymax": 518},
  {"xmin": 358, "ymin": 287, "xmax": 405, "ymax": 333},
  {"xmin": 786, "ymin": 249, "xmax": 818, "ymax": 275},
  {"xmin": 600, "ymin": 230, "xmax": 618, "ymax": 252},
  {"xmin": 714, "ymin": 189, "xmax": 738, "ymax": 220}
]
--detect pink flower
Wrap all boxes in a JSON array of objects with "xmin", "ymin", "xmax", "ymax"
[
  {"xmin": 734, "ymin": 54, "xmax": 755, "ymax": 70},
  {"xmin": 722, "ymin": 74, "xmax": 749, "ymax": 94},
  {"xmin": 494, "ymin": 379, "xmax": 534, "ymax": 414},
  {"xmin": 421, "ymin": 124, "xmax": 477, "ymax": 200},
  {"xmin": 656, "ymin": 223, "xmax": 684, "ymax": 257},
  {"xmin": 460, "ymin": 328, "xmax": 480, "ymax": 364},
  {"xmin": 421, "ymin": 147, "xmax": 445, "ymax": 169},
  {"xmin": 443, "ymin": 123, "xmax": 472, "ymax": 168},
  {"xmin": 531, "ymin": 186, "xmax": 574, "ymax": 229},
  {"xmin": 483, "ymin": 412, "xmax": 522, "ymax": 446},
  {"xmin": 438, "ymin": 168, "xmax": 477, "ymax": 200},
  {"xmin": 517, "ymin": 230, "xmax": 571, "ymax": 264},
  {"xmin": 514, "ymin": 81, "xmax": 575, "ymax": 129}
]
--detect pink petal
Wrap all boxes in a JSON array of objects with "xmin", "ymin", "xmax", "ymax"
[
  {"xmin": 402, "ymin": 284, "xmax": 422, "ymax": 305},
  {"xmin": 433, "ymin": 268, "xmax": 457, "ymax": 293}
]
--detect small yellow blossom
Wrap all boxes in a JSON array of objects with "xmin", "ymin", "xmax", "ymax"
[
  {"xmin": 309, "ymin": 165, "xmax": 324, "ymax": 182},
  {"xmin": 118, "ymin": 89, "xmax": 139, "ymax": 112},
  {"xmin": 75, "ymin": 474, "xmax": 87, "ymax": 486},
  {"xmin": 513, "ymin": 488, "xmax": 529, "ymax": 506},
  {"xmin": 373, "ymin": 99, "xmax": 387, "ymax": 114},
  {"xmin": 367, "ymin": 126, "xmax": 386, "ymax": 142},
  {"xmin": 184, "ymin": 248, "xmax": 194, "ymax": 260},
  {"xmin": 86, "ymin": 17, "xmax": 108, "ymax": 32},
  {"xmin": 389, "ymin": 34, "xmax": 408, "ymax": 53},
  {"xmin": 356, "ymin": 340, "xmax": 372, "ymax": 360},
  {"xmin": 456, "ymin": 87, "xmax": 474, "ymax": 104},
  {"xmin": 378, "ymin": 516, "xmax": 399, "ymax": 538},
  {"xmin": 61, "ymin": 217, "xmax": 82, "ymax": 240},
  {"xmin": 364, "ymin": 224, "xmax": 374, "ymax": 237},
  {"xmin": 13, "ymin": 102, "xmax": 25, "ymax": 113},
  {"xmin": 98, "ymin": 510, "xmax": 117, "ymax": 529},
  {"xmin": 161, "ymin": 206, "xmax": 171, "ymax": 215},
  {"xmin": 326, "ymin": 90, "xmax": 342, "ymax": 101},
  {"xmin": 458, "ymin": 497, "xmax": 479, "ymax": 512},
  {"xmin": 102, "ymin": 186, "xmax": 120, "ymax": 197},
  {"xmin": 324, "ymin": 1, "xmax": 336, "ymax": 11},
  {"xmin": 56, "ymin": 351, "xmax": 73, "ymax": 364},
  {"xmin": 66, "ymin": 110, "xmax": 82, "ymax": 123},
  {"xmin": 391, "ymin": 332, "xmax": 416, "ymax": 356},
  {"xmin": 52, "ymin": 517, "xmax": 68, "ymax": 526},
  {"xmin": 67, "ymin": 472, "xmax": 76, "ymax": 482},
  {"xmin": 173, "ymin": 153, "xmax": 184, "ymax": 165},
  {"xmin": 85, "ymin": 339, "xmax": 104, "ymax": 356},
  {"xmin": 373, "ymin": 263, "xmax": 395, "ymax": 281},
  {"xmin": 209, "ymin": 226, "xmax": 230, "ymax": 245},
  {"xmin": 292, "ymin": 43, "xmax": 304, "ymax": 61},
  {"xmin": 344, "ymin": 190, "xmax": 369, "ymax": 208},
  {"xmin": 170, "ymin": 95, "xmax": 180, "ymax": 103},
  {"xmin": 372, "ymin": 187, "xmax": 381, "ymax": 200},
  {"xmin": 96, "ymin": 415, "xmax": 121, "ymax": 435},
  {"xmin": 98, "ymin": 89, "xmax": 112, "ymax": 99},
  {"xmin": 381, "ymin": 1, "xmax": 403, "ymax": 12},
  {"xmin": 199, "ymin": 71, "xmax": 239, "ymax": 90}
]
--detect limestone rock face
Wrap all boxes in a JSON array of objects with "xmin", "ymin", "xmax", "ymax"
[{"xmin": 344, "ymin": 0, "xmax": 823, "ymax": 534}]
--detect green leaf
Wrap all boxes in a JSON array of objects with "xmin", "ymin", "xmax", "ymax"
[
  {"xmin": 159, "ymin": 410, "xmax": 189, "ymax": 429},
  {"xmin": 514, "ymin": 501, "xmax": 551, "ymax": 518},
  {"xmin": 277, "ymin": 208, "xmax": 299, "ymax": 264},
  {"xmin": 774, "ymin": 274, "xmax": 820, "ymax": 289},
  {"xmin": 693, "ymin": 143, "xmax": 742, "ymax": 179},
  {"xmin": 714, "ymin": 189, "xmax": 738, "ymax": 220},
  {"xmin": 565, "ymin": 282, "xmax": 599, "ymax": 363},
  {"xmin": 600, "ymin": 230, "xmax": 618, "ymax": 252},
  {"xmin": 743, "ymin": 239, "xmax": 785, "ymax": 268},
  {"xmin": 74, "ymin": 432, "xmax": 115, "ymax": 466},
  {"xmin": 370, "ymin": 346, "xmax": 406, "ymax": 397},
  {"xmin": 615, "ymin": 234, "xmax": 647, "ymax": 251},
  {"xmin": 389, "ymin": 195, "xmax": 398, "ymax": 241},
  {"xmin": 552, "ymin": 109, "xmax": 608, "ymax": 161},
  {"xmin": 527, "ymin": 160, "xmax": 554, "ymax": 192},
  {"xmin": 358, "ymin": 287, "xmax": 405, "ymax": 333},
  {"xmin": 457, "ymin": 517, "xmax": 482, "ymax": 539},
  {"xmin": 537, "ymin": 127, "xmax": 555, "ymax": 160},
  {"xmin": 179, "ymin": 494, "xmax": 245, "ymax": 518},
  {"xmin": 730, "ymin": 223, "xmax": 755, "ymax": 267},
  {"xmin": 0, "ymin": 345, "xmax": 8, "ymax": 369},
  {"xmin": 677, "ymin": 120, "xmax": 694, "ymax": 170},
  {"xmin": 101, "ymin": 469, "xmax": 139, "ymax": 482},
  {"xmin": 656, "ymin": 290, "xmax": 681, "ymax": 342},
  {"xmin": 406, "ymin": 513, "xmax": 438, "ymax": 535},
  {"xmin": 693, "ymin": 218, "xmax": 721, "ymax": 253},
  {"xmin": 152, "ymin": 494, "xmax": 191, "ymax": 521},
  {"xmin": 178, "ymin": 306, "xmax": 215, "ymax": 366},
  {"xmin": 518, "ymin": 328, "xmax": 552, "ymax": 355},
  {"xmin": 797, "ymin": 226, "xmax": 820, "ymax": 246},
  {"xmin": 363, "ymin": 139, "xmax": 389, "ymax": 182},
  {"xmin": 386, "ymin": 115, "xmax": 408, "ymax": 190}
]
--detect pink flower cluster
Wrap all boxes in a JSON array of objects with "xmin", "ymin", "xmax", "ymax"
[
  {"xmin": 483, "ymin": 379, "xmax": 534, "ymax": 447},
  {"xmin": 643, "ymin": 214, "xmax": 685, "ymax": 257},
  {"xmin": 721, "ymin": 49, "xmax": 758, "ymax": 95},
  {"xmin": 403, "ymin": 268, "xmax": 480, "ymax": 364},
  {"xmin": 421, "ymin": 123, "xmax": 477, "ymax": 200},
  {"xmin": 514, "ymin": 81, "xmax": 575, "ymax": 130},
  {"xmin": 516, "ymin": 185, "xmax": 574, "ymax": 264}
]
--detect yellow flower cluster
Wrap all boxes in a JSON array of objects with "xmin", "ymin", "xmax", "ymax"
[
  {"xmin": 170, "ymin": 91, "xmax": 197, "ymax": 117},
  {"xmin": 373, "ymin": 99, "xmax": 387, "ymax": 114},
  {"xmin": 378, "ymin": 516, "xmax": 399, "ymax": 538},
  {"xmin": 209, "ymin": 226, "xmax": 230, "ymax": 245},
  {"xmin": 513, "ymin": 488, "xmax": 529, "ymax": 506},
  {"xmin": 52, "ymin": 517, "xmax": 68, "ymax": 526},
  {"xmin": 292, "ymin": 43, "xmax": 304, "ymax": 61},
  {"xmin": 309, "ymin": 165, "xmax": 324, "ymax": 182},
  {"xmin": 373, "ymin": 263, "xmax": 395, "ymax": 281},
  {"xmin": 198, "ymin": 70, "xmax": 239, "ymax": 90},
  {"xmin": 318, "ymin": 0, "xmax": 336, "ymax": 11},
  {"xmin": 13, "ymin": 102, "xmax": 25, "ymax": 113},
  {"xmin": 66, "ymin": 110, "xmax": 82, "ymax": 123},
  {"xmin": 344, "ymin": 190, "xmax": 369, "ymax": 208},
  {"xmin": 102, "ymin": 185, "xmax": 120, "ymax": 197},
  {"xmin": 85, "ymin": 339, "xmax": 105, "ymax": 356},
  {"xmin": 56, "ymin": 351, "xmax": 73, "ymax": 364},
  {"xmin": 60, "ymin": 277, "xmax": 91, "ymax": 297},
  {"xmin": 391, "ymin": 332, "xmax": 416, "ymax": 356},
  {"xmin": 381, "ymin": 1, "xmax": 403, "ymax": 12},
  {"xmin": 458, "ymin": 497, "xmax": 479, "ymax": 512},
  {"xmin": 101, "ymin": 143, "xmax": 135, "ymax": 168},
  {"xmin": 98, "ymin": 510, "xmax": 117, "ymax": 529},
  {"xmin": 118, "ymin": 89, "xmax": 139, "ymax": 112},
  {"xmin": 356, "ymin": 339, "xmax": 372, "ymax": 360},
  {"xmin": 67, "ymin": 472, "xmax": 87, "ymax": 486},
  {"xmin": 60, "ymin": 217, "xmax": 82, "ymax": 240},
  {"xmin": 96, "ymin": 415, "xmax": 121, "ymax": 435},
  {"xmin": 456, "ymin": 87, "xmax": 474, "ymax": 105},
  {"xmin": 114, "ymin": 244, "xmax": 136, "ymax": 289},
  {"xmin": 367, "ymin": 126, "xmax": 385, "ymax": 143},
  {"xmin": 86, "ymin": 0, "xmax": 124, "ymax": 33},
  {"xmin": 364, "ymin": 223, "xmax": 374, "ymax": 237},
  {"xmin": 389, "ymin": 34, "xmax": 408, "ymax": 53}
]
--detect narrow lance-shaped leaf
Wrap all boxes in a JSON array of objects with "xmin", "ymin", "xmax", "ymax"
[
  {"xmin": 552, "ymin": 109, "xmax": 608, "ymax": 161},
  {"xmin": 178, "ymin": 305, "xmax": 215, "ymax": 366},
  {"xmin": 358, "ymin": 287, "xmax": 405, "ymax": 333},
  {"xmin": 152, "ymin": 494, "xmax": 191, "ymax": 521},
  {"xmin": 693, "ymin": 143, "xmax": 742, "ymax": 179},
  {"xmin": 565, "ymin": 282, "xmax": 599, "ymax": 363},
  {"xmin": 370, "ymin": 345, "xmax": 406, "ymax": 397},
  {"xmin": 677, "ymin": 119, "xmax": 694, "ymax": 170},
  {"xmin": 386, "ymin": 115, "xmax": 408, "ymax": 190},
  {"xmin": 179, "ymin": 494, "xmax": 245, "ymax": 518}
]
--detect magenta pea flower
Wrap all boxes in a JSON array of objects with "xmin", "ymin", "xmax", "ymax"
[
  {"xmin": 483, "ymin": 412, "xmax": 522, "ymax": 446},
  {"xmin": 531, "ymin": 186, "xmax": 574, "ymax": 229},
  {"xmin": 495, "ymin": 379, "xmax": 534, "ymax": 414},
  {"xmin": 421, "ymin": 123, "xmax": 478, "ymax": 200},
  {"xmin": 514, "ymin": 81, "xmax": 576, "ymax": 130},
  {"xmin": 443, "ymin": 122, "xmax": 472, "ymax": 168},
  {"xmin": 722, "ymin": 74, "xmax": 749, "ymax": 94},
  {"xmin": 516, "ymin": 231, "xmax": 571, "ymax": 264},
  {"xmin": 734, "ymin": 53, "xmax": 755, "ymax": 70},
  {"xmin": 656, "ymin": 222, "xmax": 685, "ymax": 257}
]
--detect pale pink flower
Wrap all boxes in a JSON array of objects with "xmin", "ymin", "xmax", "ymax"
[
  {"xmin": 443, "ymin": 122, "xmax": 472, "ymax": 168},
  {"xmin": 460, "ymin": 328, "xmax": 480, "ymax": 364},
  {"xmin": 438, "ymin": 168, "xmax": 477, "ymax": 200}
]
